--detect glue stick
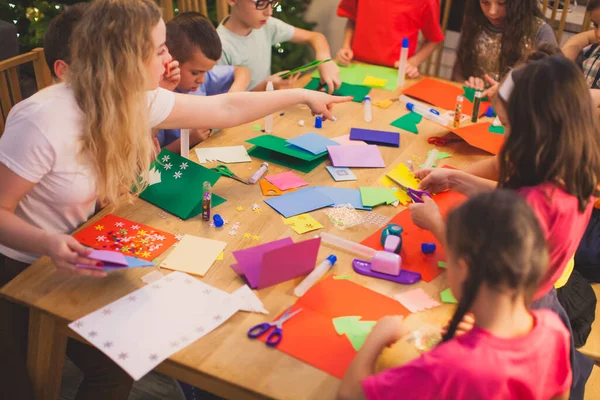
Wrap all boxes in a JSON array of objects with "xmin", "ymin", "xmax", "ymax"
[
  {"xmin": 364, "ymin": 96, "xmax": 373, "ymax": 123},
  {"xmin": 202, "ymin": 182, "xmax": 211, "ymax": 221},
  {"xmin": 249, "ymin": 162, "xmax": 269, "ymax": 184},
  {"xmin": 471, "ymin": 91, "xmax": 482, "ymax": 123},
  {"xmin": 397, "ymin": 38, "xmax": 409, "ymax": 89},
  {"xmin": 180, "ymin": 129, "xmax": 190, "ymax": 159},
  {"xmin": 265, "ymin": 82, "xmax": 274, "ymax": 133},
  {"xmin": 423, "ymin": 149, "xmax": 439, "ymax": 169},
  {"xmin": 453, "ymin": 95, "xmax": 464, "ymax": 128},
  {"xmin": 294, "ymin": 255, "xmax": 337, "ymax": 297}
]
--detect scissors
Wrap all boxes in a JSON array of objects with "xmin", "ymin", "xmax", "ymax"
[
  {"xmin": 247, "ymin": 307, "xmax": 303, "ymax": 347},
  {"xmin": 211, "ymin": 165, "xmax": 249, "ymax": 184},
  {"xmin": 396, "ymin": 182, "xmax": 432, "ymax": 204},
  {"xmin": 428, "ymin": 136, "xmax": 462, "ymax": 147}
]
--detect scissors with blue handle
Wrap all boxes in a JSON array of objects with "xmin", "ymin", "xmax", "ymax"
[
  {"xmin": 211, "ymin": 164, "xmax": 249, "ymax": 184},
  {"xmin": 247, "ymin": 307, "xmax": 303, "ymax": 347},
  {"xmin": 396, "ymin": 182, "xmax": 432, "ymax": 204}
]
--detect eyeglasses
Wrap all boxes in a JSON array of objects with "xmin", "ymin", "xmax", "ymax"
[{"xmin": 252, "ymin": 0, "xmax": 279, "ymax": 10}]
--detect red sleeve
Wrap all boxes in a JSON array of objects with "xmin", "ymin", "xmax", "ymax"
[
  {"xmin": 421, "ymin": 0, "xmax": 445, "ymax": 43},
  {"xmin": 337, "ymin": 0, "xmax": 357, "ymax": 20}
]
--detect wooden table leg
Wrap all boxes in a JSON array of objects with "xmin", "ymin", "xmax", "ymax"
[{"xmin": 27, "ymin": 309, "xmax": 67, "ymax": 400}]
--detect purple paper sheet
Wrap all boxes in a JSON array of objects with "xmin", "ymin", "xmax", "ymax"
[{"xmin": 349, "ymin": 128, "xmax": 400, "ymax": 148}]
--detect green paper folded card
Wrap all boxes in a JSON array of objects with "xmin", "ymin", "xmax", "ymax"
[
  {"xmin": 280, "ymin": 59, "xmax": 331, "ymax": 78},
  {"xmin": 139, "ymin": 149, "xmax": 226, "ymax": 220},
  {"xmin": 247, "ymin": 146, "xmax": 326, "ymax": 174},
  {"xmin": 304, "ymin": 78, "xmax": 371, "ymax": 103}
]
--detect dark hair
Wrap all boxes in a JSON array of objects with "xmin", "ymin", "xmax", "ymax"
[
  {"xmin": 587, "ymin": 0, "xmax": 600, "ymax": 12},
  {"xmin": 525, "ymin": 42, "xmax": 563, "ymax": 61},
  {"xmin": 166, "ymin": 11, "xmax": 222, "ymax": 64},
  {"xmin": 442, "ymin": 190, "xmax": 548, "ymax": 341},
  {"xmin": 457, "ymin": 0, "xmax": 544, "ymax": 78},
  {"xmin": 43, "ymin": 2, "xmax": 89, "ymax": 78},
  {"xmin": 497, "ymin": 56, "xmax": 600, "ymax": 212}
]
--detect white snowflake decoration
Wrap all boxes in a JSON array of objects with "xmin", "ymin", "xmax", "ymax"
[
  {"xmin": 96, "ymin": 235, "xmax": 106, "ymax": 242},
  {"xmin": 115, "ymin": 222, "xmax": 124, "ymax": 227},
  {"xmin": 251, "ymin": 203, "xmax": 260, "ymax": 210},
  {"xmin": 180, "ymin": 162, "xmax": 188, "ymax": 170},
  {"xmin": 173, "ymin": 171, "xmax": 182, "ymax": 179},
  {"xmin": 164, "ymin": 163, "xmax": 173, "ymax": 170},
  {"xmin": 175, "ymin": 234, "xmax": 184, "ymax": 241},
  {"xmin": 161, "ymin": 155, "xmax": 170, "ymax": 162},
  {"xmin": 131, "ymin": 225, "xmax": 140, "ymax": 230},
  {"xmin": 228, "ymin": 230, "xmax": 238, "ymax": 236}
]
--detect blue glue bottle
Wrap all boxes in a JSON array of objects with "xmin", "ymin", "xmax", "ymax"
[{"xmin": 213, "ymin": 214, "xmax": 224, "ymax": 228}]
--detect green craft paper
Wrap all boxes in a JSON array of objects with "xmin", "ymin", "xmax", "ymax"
[
  {"xmin": 462, "ymin": 86, "xmax": 489, "ymax": 103},
  {"xmin": 488, "ymin": 125, "xmax": 505, "ymax": 134},
  {"xmin": 360, "ymin": 187, "xmax": 398, "ymax": 207},
  {"xmin": 139, "ymin": 149, "xmax": 226, "ymax": 220},
  {"xmin": 390, "ymin": 112, "xmax": 423, "ymax": 134},
  {"xmin": 248, "ymin": 146, "xmax": 326, "ymax": 173},
  {"xmin": 333, "ymin": 316, "xmax": 362, "ymax": 335},
  {"xmin": 313, "ymin": 63, "xmax": 399, "ymax": 91},
  {"xmin": 247, "ymin": 134, "xmax": 324, "ymax": 161},
  {"xmin": 252, "ymin": 124, "xmax": 262, "ymax": 131},
  {"xmin": 333, "ymin": 316, "xmax": 376, "ymax": 351},
  {"xmin": 333, "ymin": 275, "xmax": 352, "ymax": 280},
  {"xmin": 437, "ymin": 261, "xmax": 447, "ymax": 269},
  {"xmin": 304, "ymin": 78, "xmax": 371, "ymax": 103},
  {"xmin": 440, "ymin": 288, "xmax": 457, "ymax": 304},
  {"xmin": 436, "ymin": 151, "xmax": 452, "ymax": 160}
]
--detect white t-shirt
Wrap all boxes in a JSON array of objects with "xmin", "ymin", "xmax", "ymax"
[
  {"xmin": 217, "ymin": 17, "xmax": 295, "ymax": 90},
  {"xmin": 0, "ymin": 83, "xmax": 175, "ymax": 263}
]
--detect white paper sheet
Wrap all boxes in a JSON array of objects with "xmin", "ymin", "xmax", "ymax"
[{"xmin": 195, "ymin": 146, "xmax": 251, "ymax": 164}]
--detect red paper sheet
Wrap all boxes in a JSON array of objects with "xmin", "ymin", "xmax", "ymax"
[
  {"xmin": 264, "ymin": 277, "xmax": 409, "ymax": 378},
  {"xmin": 73, "ymin": 214, "xmax": 177, "ymax": 261},
  {"xmin": 447, "ymin": 122, "xmax": 504, "ymax": 155},
  {"xmin": 402, "ymin": 78, "xmax": 491, "ymax": 116},
  {"xmin": 360, "ymin": 191, "xmax": 466, "ymax": 282}
]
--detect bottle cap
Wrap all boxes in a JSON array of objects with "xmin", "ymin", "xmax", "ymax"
[
  {"xmin": 213, "ymin": 214, "xmax": 224, "ymax": 227},
  {"xmin": 485, "ymin": 106, "xmax": 495, "ymax": 118},
  {"xmin": 364, "ymin": 95, "xmax": 371, "ymax": 101},
  {"xmin": 326, "ymin": 254, "xmax": 337, "ymax": 265},
  {"xmin": 402, "ymin": 38, "xmax": 409, "ymax": 48},
  {"xmin": 314, "ymin": 115, "xmax": 323, "ymax": 128},
  {"xmin": 421, "ymin": 242, "xmax": 436, "ymax": 254},
  {"xmin": 474, "ymin": 91, "xmax": 482, "ymax": 99},
  {"xmin": 406, "ymin": 103, "xmax": 415, "ymax": 112}
]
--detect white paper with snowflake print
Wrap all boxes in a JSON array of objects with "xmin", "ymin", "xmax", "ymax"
[{"xmin": 69, "ymin": 272, "xmax": 238, "ymax": 381}]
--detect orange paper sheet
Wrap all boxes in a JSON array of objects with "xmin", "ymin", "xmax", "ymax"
[
  {"xmin": 402, "ymin": 78, "xmax": 491, "ymax": 117},
  {"xmin": 447, "ymin": 122, "xmax": 504, "ymax": 155},
  {"xmin": 360, "ymin": 190, "xmax": 466, "ymax": 282},
  {"xmin": 262, "ymin": 277, "xmax": 409, "ymax": 378}
]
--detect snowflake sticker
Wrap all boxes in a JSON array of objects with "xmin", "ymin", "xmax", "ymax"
[
  {"xmin": 180, "ymin": 162, "xmax": 188, "ymax": 170},
  {"xmin": 102, "ymin": 309, "xmax": 112, "ymax": 316},
  {"xmin": 251, "ymin": 203, "xmax": 260, "ymax": 210},
  {"xmin": 174, "ymin": 171, "xmax": 182, "ymax": 179},
  {"xmin": 228, "ymin": 230, "xmax": 238, "ymax": 236},
  {"xmin": 164, "ymin": 163, "xmax": 173, "ymax": 170},
  {"xmin": 252, "ymin": 235, "xmax": 260, "ymax": 241},
  {"xmin": 149, "ymin": 354, "xmax": 158, "ymax": 362},
  {"xmin": 175, "ymin": 234, "xmax": 184, "ymax": 241},
  {"xmin": 88, "ymin": 331, "xmax": 98, "ymax": 338},
  {"xmin": 96, "ymin": 235, "xmax": 106, "ymax": 242},
  {"xmin": 161, "ymin": 155, "xmax": 171, "ymax": 163},
  {"xmin": 242, "ymin": 233, "xmax": 252, "ymax": 239},
  {"xmin": 236, "ymin": 206, "xmax": 245, "ymax": 212},
  {"xmin": 128, "ymin": 296, "xmax": 137, "ymax": 302},
  {"xmin": 131, "ymin": 225, "xmax": 140, "ymax": 230},
  {"xmin": 94, "ymin": 225, "xmax": 104, "ymax": 231},
  {"xmin": 115, "ymin": 222, "xmax": 125, "ymax": 227},
  {"xmin": 103, "ymin": 341, "xmax": 113, "ymax": 349},
  {"xmin": 118, "ymin": 352, "xmax": 128, "ymax": 360}
]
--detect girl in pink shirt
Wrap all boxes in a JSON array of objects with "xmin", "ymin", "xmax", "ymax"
[{"xmin": 338, "ymin": 191, "xmax": 571, "ymax": 400}]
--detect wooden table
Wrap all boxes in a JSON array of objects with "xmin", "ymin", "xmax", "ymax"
[{"xmin": 0, "ymin": 76, "xmax": 491, "ymax": 400}]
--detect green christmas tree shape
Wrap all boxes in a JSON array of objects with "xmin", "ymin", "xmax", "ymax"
[{"xmin": 333, "ymin": 316, "xmax": 376, "ymax": 351}]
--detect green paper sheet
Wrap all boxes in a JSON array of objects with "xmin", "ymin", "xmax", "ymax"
[
  {"xmin": 436, "ymin": 151, "xmax": 452, "ymax": 160},
  {"xmin": 440, "ymin": 288, "xmax": 457, "ymax": 304},
  {"xmin": 390, "ymin": 112, "xmax": 423, "ymax": 134},
  {"xmin": 304, "ymin": 78, "xmax": 371, "ymax": 103},
  {"xmin": 247, "ymin": 134, "xmax": 324, "ymax": 161},
  {"xmin": 139, "ymin": 149, "xmax": 227, "ymax": 220},
  {"xmin": 313, "ymin": 63, "xmax": 399, "ymax": 91},
  {"xmin": 333, "ymin": 316, "xmax": 376, "ymax": 351},
  {"xmin": 360, "ymin": 187, "xmax": 398, "ymax": 207},
  {"xmin": 488, "ymin": 125, "xmax": 505, "ymax": 134},
  {"xmin": 333, "ymin": 316, "xmax": 362, "ymax": 335},
  {"xmin": 280, "ymin": 59, "xmax": 331, "ymax": 78},
  {"xmin": 252, "ymin": 124, "xmax": 262, "ymax": 131},
  {"xmin": 333, "ymin": 275, "xmax": 352, "ymax": 280},
  {"xmin": 248, "ymin": 146, "xmax": 326, "ymax": 174},
  {"xmin": 437, "ymin": 261, "xmax": 447, "ymax": 269},
  {"xmin": 462, "ymin": 86, "xmax": 489, "ymax": 103}
]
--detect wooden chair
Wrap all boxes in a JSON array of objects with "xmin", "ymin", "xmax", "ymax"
[
  {"xmin": 422, "ymin": 0, "xmax": 453, "ymax": 78},
  {"xmin": 581, "ymin": 10, "xmax": 592, "ymax": 32},
  {"xmin": 0, "ymin": 48, "xmax": 52, "ymax": 135},
  {"xmin": 159, "ymin": 0, "xmax": 229, "ymax": 22},
  {"xmin": 540, "ymin": 0, "xmax": 572, "ymax": 44}
]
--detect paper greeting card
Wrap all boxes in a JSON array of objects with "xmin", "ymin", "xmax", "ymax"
[
  {"xmin": 73, "ymin": 214, "xmax": 177, "ymax": 261},
  {"xmin": 139, "ymin": 149, "xmax": 226, "ymax": 220},
  {"xmin": 231, "ymin": 237, "xmax": 320, "ymax": 289},
  {"xmin": 194, "ymin": 146, "xmax": 251, "ymax": 164},
  {"xmin": 282, "ymin": 214, "xmax": 324, "ymax": 235},
  {"xmin": 247, "ymin": 135, "xmax": 328, "ymax": 173},
  {"xmin": 326, "ymin": 166, "xmax": 357, "ymax": 182},
  {"xmin": 446, "ymin": 122, "xmax": 504, "ymax": 155},
  {"xmin": 265, "ymin": 171, "xmax": 308, "ymax": 191},
  {"xmin": 314, "ymin": 186, "xmax": 372, "ymax": 211},
  {"xmin": 264, "ymin": 187, "xmax": 334, "ymax": 218},
  {"xmin": 327, "ymin": 145, "xmax": 385, "ymax": 168},
  {"xmin": 349, "ymin": 128, "xmax": 400, "ymax": 148},
  {"xmin": 286, "ymin": 133, "xmax": 340, "ymax": 156},
  {"xmin": 161, "ymin": 234, "xmax": 227, "ymax": 277},
  {"xmin": 76, "ymin": 250, "xmax": 155, "ymax": 271}
]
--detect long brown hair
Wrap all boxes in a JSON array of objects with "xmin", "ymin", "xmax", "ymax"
[
  {"xmin": 497, "ymin": 56, "xmax": 600, "ymax": 212},
  {"xmin": 69, "ymin": 0, "xmax": 162, "ymax": 205},
  {"xmin": 443, "ymin": 190, "xmax": 548, "ymax": 341},
  {"xmin": 457, "ymin": 0, "xmax": 543, "ymax": 78}
]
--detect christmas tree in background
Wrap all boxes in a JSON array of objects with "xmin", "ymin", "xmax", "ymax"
[{"xmin": 1, "ymin": 0, "xmax": 315, "ymax": 72}]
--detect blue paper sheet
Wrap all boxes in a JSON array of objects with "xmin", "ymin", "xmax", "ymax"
[
  {"xmin": 264, "ymin": 187, "xmax": 334, "ymax": 218},
  {"xmin": 349, "ymin": 128, "xmax": 400, "ymax": 148},
  {"xmin": 314, "ymin": 187, "xmax": 372, "ymax": 210},
  {"xmin": 286, "ymin": 132, "xmax": 340, "ymax": 156},
  {"xmin": 124, "ymin": 256, "xmax": 156, "ymax": 268}
]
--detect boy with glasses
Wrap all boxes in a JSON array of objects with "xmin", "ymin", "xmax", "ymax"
[{"xmin": 217, "ymin": 0, "xmax": 341, "ymax": 92}]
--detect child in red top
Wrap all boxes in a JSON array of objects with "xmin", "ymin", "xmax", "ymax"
[
  {"xmin": 335, "ymin": 0, "xmax": 444, "ymax": 78},
  {"xmin": 337, "ymin": 191, "xmax": 572, "ymax": 400},
  {"xmin": 410, "ymin": 56, "xmax": 600, "ymax": 400}
]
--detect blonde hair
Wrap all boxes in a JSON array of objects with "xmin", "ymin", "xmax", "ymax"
[{"xmin": 69, "ymin": 0, "xmax": 162, "ymax": 205}]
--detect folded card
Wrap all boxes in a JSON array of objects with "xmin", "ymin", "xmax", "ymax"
[{"xmin": 327, "ymin": 145, "xmax": 385, "ymax": 168}]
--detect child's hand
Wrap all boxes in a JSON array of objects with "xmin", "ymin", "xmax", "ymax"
[
  {"xmin": 408, "ymin": 196, "xmax": 443, "ymax": 233},
  {"xmin": 303, "ymin": 90, "xmax": 352, "ymax": 120},
  {"xmin": 160, "ymin": 60, "xmax": 181, "ymax": 92},
  {"xmin": 465, "ymin": 76, "xmax": 485, "ymax": 91},
  {"xmin": 368, "ymin": 316, "xmax": 410, "ymax": 348},
  {"xmin": 336, "ymin": 47, "xmax": 354, "ymax": 66},
  {"xmin": 318, "ymin": 61, "xmax": 342, "ymax": 95},
  {"xmin": 415, "ymin": 168, "xmax": 453, "ymax": 194},
  {"xmin": 269, "ymin": 71, "xmax": 300, "ymax": 90},
  {"xmin": 43, "ymin": 234, "xmax": 107, "ymax": 278},
  {"xmin": 190, "ymin": 128, "xmax": 211, "ymax": 144},
  {"xmin": 393, "ymin": 60, "xmax": 420, "ymax": 79},
  {"xmin": 481, "ymin": 74, "xmax": 499, "ymax": 98},
  {"xmin": 442, "ymin": 313, "xmax": 475, "ymax": 337}
]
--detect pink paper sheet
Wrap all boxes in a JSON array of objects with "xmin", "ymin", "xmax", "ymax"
[
  {"xmin": 393, "ymin": 288, "xmax": 441, "ymax": 313},
  {"xmin": 265, "ymin": 171, "xmax": 309, "ymax": 191},
  {"xmin": 327, "ymin": 145, "xmax": 385, "ymax": 168},
  {"xmin": 332, "ymin": 134, "xmax": 368, "ymax": 146}
]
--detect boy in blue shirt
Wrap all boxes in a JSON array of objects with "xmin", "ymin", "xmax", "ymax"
[{"xmin": 158, "ymin": 12, "xmax": 251, "ymax": 153}]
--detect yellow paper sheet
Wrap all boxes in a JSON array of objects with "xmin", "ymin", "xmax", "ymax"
[
  {"xmin": 282, "ymin": 214, "xmax": 324, "ymax": 234},
  {"xmin": 161, "ymin": 234, "xmax": 226, "ymax": 276},
  {"xmin": 216, "ymin": 251, "xmax": 224, "ymax": 261},
  {"xmin": 363, "ymin": 75, "xmax": 387, "ymax": 88},
  {"xmin": 378, "ymin": 163, "xmax": 421, "ymax": 205}
]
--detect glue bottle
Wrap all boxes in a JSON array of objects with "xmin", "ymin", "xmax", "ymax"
[
  {"xmin": 294, "ymin": 255, "xmax": 337, "ymax": 297},
  {"xmin": 363, "ymin": 96, "xmax": 372, "ymax": 123},
  {"xmin": 423, "ymin": 149, "xmax": 439, "ymax": 169},
  {"xmin": 202, "ymin": 182, "xmax": 211, "ymax": 221},
  {"xmin": 471, "ymin": 91, "xmax": 482, "ymax": 123},
  {"xmin": 453, "ymin": 95, "xmax": 464, "ymax": 128},
  {"xmin": 265, "ymin": 81, "xmax": 274, "ymax": 133},
  {"xmin": 249, "ymin": 162, "xmax": 269, "ymax": 184},
  {"xmin": 397, "ymin": 38, "xmax": 409, "ymax": 89}
]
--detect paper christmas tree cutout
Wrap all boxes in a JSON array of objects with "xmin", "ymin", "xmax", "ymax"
[
  {"xmin": 390, "ymin": 112, "xmax": 423, "ymax": 134},
  {"xmin": 139, "ymin": 149, "xmax": 226, "ymax": 220},
  {"xmin": 333, "ymin": 316, "xmax": 376, "ymax": 351}
]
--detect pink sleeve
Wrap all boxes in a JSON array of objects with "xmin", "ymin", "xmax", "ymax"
[
  {"xmin": 362, "ymin": 365, "xmax": 437, "ymax": 400},
  {"xmin": 421, "ymin": 1, "xmax": 445, "ymax": 43},
  {"xmin": 337, "ymin": 0, "xmax": 357, "ymax": 20}
]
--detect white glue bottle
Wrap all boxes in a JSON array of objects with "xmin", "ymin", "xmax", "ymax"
[
  {"xmin": 294, "ymin": 255, "xmax": 337, "ymax": 297},
  {"xmin": 397, "ymin": 38, "xmax": 409, "ymax": 89},
  {"xmin": 363, "ymin": 96, "xmax": 372, "ymax": 123}
]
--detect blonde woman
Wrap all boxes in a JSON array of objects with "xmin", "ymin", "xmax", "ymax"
[{"xmin": 0, "ymin": 0, "xmax": 349, "ymax": 398}]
